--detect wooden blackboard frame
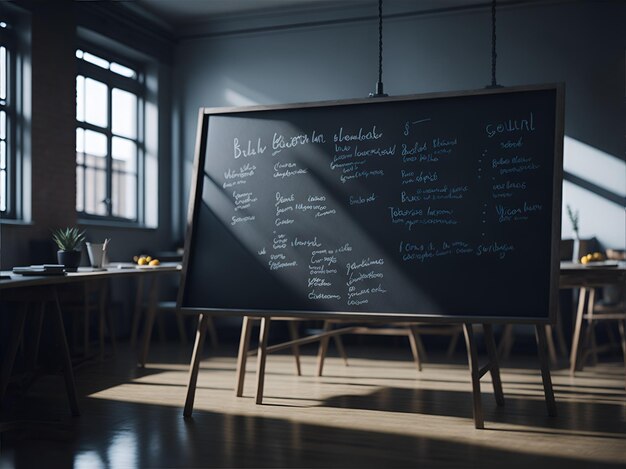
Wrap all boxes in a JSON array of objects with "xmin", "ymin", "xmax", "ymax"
[{"xmin": 177, "ymin": 83, "xmax": 565, "ymax": 325}]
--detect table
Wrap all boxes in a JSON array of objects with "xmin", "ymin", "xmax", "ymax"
[
  {"xmin": 559, "ymin": 261, "xmax": 626, "ymax": 374},
  {"xmin": 0, "ymin": 264, "xmax": 181, "ymax": 418}
]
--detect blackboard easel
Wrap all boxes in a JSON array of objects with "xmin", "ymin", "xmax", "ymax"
[{"xmin": 178, "ymin": 84, "xmax": 564, "ymax": 428}]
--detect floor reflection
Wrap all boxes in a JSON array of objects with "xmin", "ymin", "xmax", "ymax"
[{"xmin": 1, "ymin": 344, "xmax": 625, "ymax": 468}]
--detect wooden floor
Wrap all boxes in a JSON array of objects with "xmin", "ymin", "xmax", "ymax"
[{"xmin": 1, "ymin": 342, "xmax": 625, "ymax": 468}]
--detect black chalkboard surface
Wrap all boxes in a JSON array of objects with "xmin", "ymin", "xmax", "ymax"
[{"xmin": 179, "ymin": 85, "xmax": 564, "ymax": 323}]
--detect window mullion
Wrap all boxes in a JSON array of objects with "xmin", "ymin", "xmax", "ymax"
[
  {"xmin": 137, "ymin": 95, "xmax": 143, "ymax": 222},
  {"xmin": 106, "ymin": 85, "xmax": 113, "ymax": 217}
]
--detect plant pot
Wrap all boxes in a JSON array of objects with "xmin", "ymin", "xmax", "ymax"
[
  {"xmin": 57, "ymin": 250, "xmax": 81, "ymax": 272},
  {"xmin": 572, "ymin": 237, "xmax": 580, "ymax": 263}
]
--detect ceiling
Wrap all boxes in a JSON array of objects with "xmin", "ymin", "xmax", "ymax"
[{"xmin": 133, "ymin": 0, "xmax": 519, "ymax": 29}]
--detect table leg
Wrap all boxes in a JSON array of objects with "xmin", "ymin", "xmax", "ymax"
[
  {"xmin": 130, "ymin": 276, "xmax": 145, "ymax": 348},
  {"xmin": 138, "ymin": 275, "xmax": 159, "ymax": 367},
  {"xmin": 0, "ymin": 303, "xmax": 28, "ymax": 404},
  {"xmin": 83, "ymin": 283, "xmax": 90, "ymax": 359},
  {"xmin": 618, "ymin": 320, "xmax": 626, "ymax": 391},
  {"xmin": 53, "ymin": 288, "xmax": 80, "ymax": 417},
  {"xmin": 569, "ymin": 287, "xmax": 588, "ymax": 375},
  {"xmin": 28, "ymin": 302, "xmax": 45, "ymax": 371}
]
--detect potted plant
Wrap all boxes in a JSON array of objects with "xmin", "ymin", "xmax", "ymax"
[
  {"xmin": 52, "ymin": 227, "xmax": 86, "ymax": 272},
  {"xmin": 566, "ymin": 204, "xmax": 580, "ymax": 262}
]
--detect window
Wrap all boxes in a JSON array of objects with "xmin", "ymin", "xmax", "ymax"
[
  {"xmin": 0, "ymin": 20, "xmax": 15, "ymax": 217},
  {"xmin": 76, "ymin": 46, "xmax": 144, "ymax": 222}
]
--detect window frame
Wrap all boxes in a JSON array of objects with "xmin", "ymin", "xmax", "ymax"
[
  {"xmin": 76, "ymin": 41, "xmax": 146, "ymax": 224},
  {"xmin": 0, "ymin": 22, "xmax": 18, "ymax": 219}
]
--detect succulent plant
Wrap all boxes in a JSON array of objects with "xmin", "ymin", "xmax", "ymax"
[
  {"xmin": 52, "ymin": 227, "xmax": 86, "ymax": 251},
  {"xmin": 566, "ymin": 204, "xmax": 579, "ymax": 237}
]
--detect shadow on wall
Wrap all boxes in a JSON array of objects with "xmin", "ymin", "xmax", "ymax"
[{"xmin": 562, "ymin": 136, "xmax": 626, "ymax": 249}]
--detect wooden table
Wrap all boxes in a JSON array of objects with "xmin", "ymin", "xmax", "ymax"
[
  {"xmin": 0, "ymin": 264, "xmax": 181, "ymax": 418},
  {"xmin": 559, "ymin": 261, "xmax": 626, "ymax": 374}
]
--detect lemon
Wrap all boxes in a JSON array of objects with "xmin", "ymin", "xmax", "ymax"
[
  {"xmin": 138, "ymin": 257, "xmax": 148, "ymax": 266},
  {"xmin": 146, "ymin": 256, "xmax": 152, "ymax": 262},
  {"xmin": 149, "ymin": 259, "xmax": 160, "ymax": 266}
]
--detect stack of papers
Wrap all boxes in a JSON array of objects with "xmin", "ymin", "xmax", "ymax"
[{"xmin": 12, "ymin": 264, "xmax": 67, "ymax": 276}]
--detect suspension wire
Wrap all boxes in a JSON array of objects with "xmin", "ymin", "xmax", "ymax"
[
  {"xmin": 370, "ymin": 0, "xmax": 388, "ymax": 97},
  {"xmin": 488, "ymin": 0, "xmax": 502, "ymax": 88}
]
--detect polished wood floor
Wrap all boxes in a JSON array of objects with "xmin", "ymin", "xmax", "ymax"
[{"xmin": 1, "ymin": 341, "xmax": 625, "ymax": 468}]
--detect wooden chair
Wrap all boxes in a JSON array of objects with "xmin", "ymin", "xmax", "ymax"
[
  {"xmin": 134, "ymin": 273, "xmax": 218, "ymax": 367},
  {"xmin": 570, "ymin": 285, "xmax": 626, "ymax": 389},
  {"xmin": 58, "ymin": 279, "xmax": 116, "ymax": 361}
]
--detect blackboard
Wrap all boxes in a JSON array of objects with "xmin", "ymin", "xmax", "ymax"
[{"xmin": 179, "ymin": 85, "xmax": 564, "ymax": 323}]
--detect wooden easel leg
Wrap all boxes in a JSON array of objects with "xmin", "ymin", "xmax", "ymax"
[
  {"xmin": 288, "ymin": 321, "xmax": 302, "ymax": 376},
  {"xmin": 184, "ymin": 314, "xmax": 209, "ymax": 417},
  {"xmin": 535, "ymin": 325, "xmax": 557, "ymax": 417},
  {"xmin": 0, "ymin": 303, "xmax": 28, "ymax": 404},
  {"xmin": 483, "ymin": 324, "xmax": 504, "ymax": 407},
  {"xmin": 570, "ymin": 288, "xmax": 588, "ymax": 375},
  {"xmin": 53, "ymin": 289, "xmax": 80, "ymax": 417},
  {"xmin": 138, "ymin": 275, "xmax": 159, "ymax": 367},
  {"xmin": 407, "ymin": 325, "xmax": 423, "ymax": 372},
  {"xmin": 463, "ymin": 323, "xmax": 484, "ymax": 429},
  {"xmin": 130, "ymin": 276, "xmax": 144, "ymax": 347},
  {"xmin": 255, "ymin": 317, "xmax": 271, "ymax": 405},
  {"xmin": 316, "ymin": 320, "xmax": 332, "ymax": 377},
  {"xmin": 235, "ymin": 316, "xmax": 253, "ymax": 397}
]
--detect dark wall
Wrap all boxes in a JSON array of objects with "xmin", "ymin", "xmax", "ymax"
[{"xmin": 173, "ymin": 1, "xmax": 626, "ymax": 249}]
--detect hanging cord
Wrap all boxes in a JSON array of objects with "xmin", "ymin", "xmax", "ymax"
[
  {"xmin": 487, "ymin": 0, "xmax": 502, "ymax": 88},
  {"xmin": 370, "ymin": 0, "xmax": 388, "ymax": 97}
]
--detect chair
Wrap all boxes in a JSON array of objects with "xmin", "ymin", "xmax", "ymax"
[
  {"xmin": 133, "ymin": 273, "xmax": 218, "ymax": 367},
  {"xmin": 58, "ymin": 279, "xmax": 116, "ymax": 361},
  {"xmin": 570, "ymin": 283, "xmax": 626, "ymax": 389}
]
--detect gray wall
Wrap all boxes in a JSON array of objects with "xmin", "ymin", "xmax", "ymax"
[{"xmin": 173, "ymin": 0, "xmax": 626, "ymax": 250}]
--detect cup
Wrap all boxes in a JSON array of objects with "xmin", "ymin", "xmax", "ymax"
[{"xmin": 86, "ymin": 242, "xmax": 108, "ymax": 268}]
